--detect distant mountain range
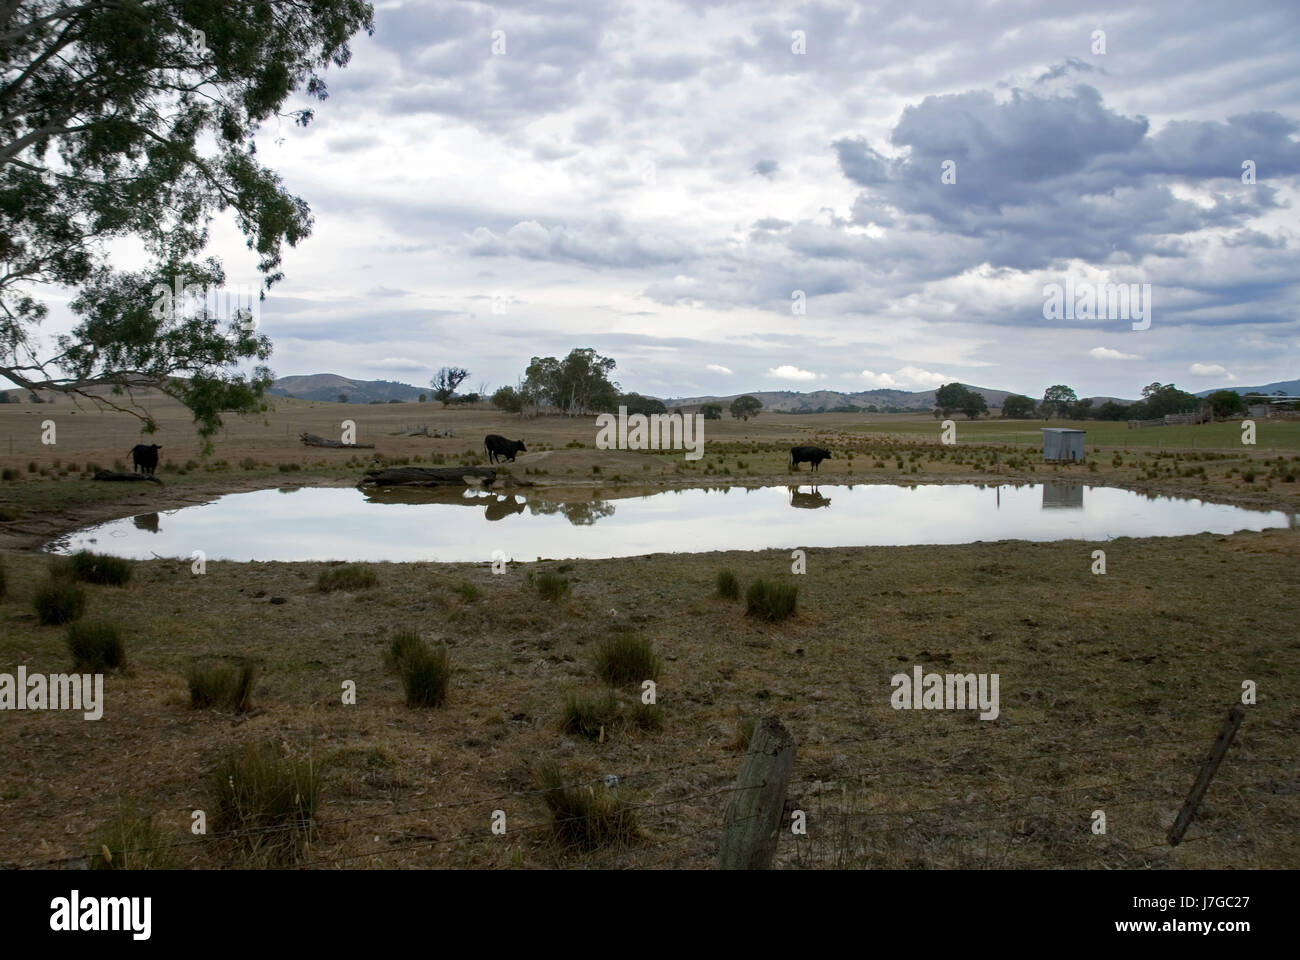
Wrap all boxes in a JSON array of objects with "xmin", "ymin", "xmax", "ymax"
[
  {"xmin": 1194, "ymin": 378, "xmax": 1300, "ymax": 398},
  {"xmin": 268, "ymin": 374, "xmax": 426, "ymax": 404},
  {"xmin": 663, "ymin": 385, "xmax": 1131, "ymax": 412},
  {"xmin": 199, "ymin": 372, "xmax": 1300, "ymax": 410}
]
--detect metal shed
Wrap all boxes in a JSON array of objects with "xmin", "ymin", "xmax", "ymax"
[{"xmin": 1042, "ymin": 428, "xmax": 1085, "ymax": 462}]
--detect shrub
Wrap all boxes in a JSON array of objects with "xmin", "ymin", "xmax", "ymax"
[
  {"xmin": 593, "ymin": 632, "xmax": 660, "ymax": 687},
  {"xmin": 457, "ymin": 581, "xmax": 480, "ymax": 602},
  {"xmin": 68, "ymin": 550, "xmax": 133, "ymax": 586},
  {"xmin": 0, "ymin": 556, "xmax": 5, "ymax": 601},
  {"xmin": 395, "ymin": 639, "xmax": 450, "ymax": 707},
  {"xmin": 560, "ymin": 691, "xmax": 620, "ymax": 740},
  {"xmin": 65, "ymin": 621, "xmax": 127, "ymax": 671},
  {"xmin": 33, "ymin": 579, "xmax": 86, "ymax": 625},
  {"xmin": 210, "ymin": 740, "xmax": 321, "ymax": 861},
  {"xmin": 87, "ymin": 802, "xmax": 177, "ymax": 870},
  {"xmin": 746, "ymin": 579, "xmax": 798, "ymax": 622},
  {"xmin": 317, "ymin": 563, "xmax": 377, "ymax": 592},
  {"xmin": 1, "ymin": 468, "xmax": 17, "ymax": 481},
  {"xmin": 387, "ymin": 630, "xmax": 424, "ymax": 668},
  {"xmin": 716, "ymin": 569, "xmax": 740, "ymax": 600},
  {"xmin": 536, "ymin": 762, "xmax": 640, "ymax": 851},
  {"xmin": 185, "ymin": 660, "xmax": 256, "ymax": 712},
  {"xmin": 533, "ymin": 571, "xmax": 570, "ymax": 602}
]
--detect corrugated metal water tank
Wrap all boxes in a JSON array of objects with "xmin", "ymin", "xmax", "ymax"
[{"xmin": 1042, "ymin": 428, "xmax": 1086, "ymax": 461}]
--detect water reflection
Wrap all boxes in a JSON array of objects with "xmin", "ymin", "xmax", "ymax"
[
  {"xmin": 1041, "ymin": 482, "xmax": 1084, "ymax": 510},
  {"xmin": 46, "ymin": 483, "xmax": 1291, "ymax": 563},
  {"xmin": 527, "ymin": 498, "xmax": 616, "ymax": 525},
  {"xmin": 788, "ymin": 486, "xmax": 832, "ymax": 509}
]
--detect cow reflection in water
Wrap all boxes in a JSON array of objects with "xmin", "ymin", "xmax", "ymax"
[
  {"xmin": 484, "ymin": 495, "xmax": 527, "ymax": 521},
  {"xmin": 132, "ymin": 513, "xmax": 161, "ymax": 533},
  {"xmin": 787, "ymin": 486, "xmax": 831, "ymax": 509}
]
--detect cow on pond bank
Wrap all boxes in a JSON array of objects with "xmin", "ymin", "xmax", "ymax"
[
  {"xmin": 789, "ymin": 445, "xmax": 831, "ymax": 472},
  {"xmin": 130, "ymin": 443, "xmax": 162, "ymax": 477},
  {"xmin": 484, "ymin": 434, "xmax": 526, "ymax": 464}
]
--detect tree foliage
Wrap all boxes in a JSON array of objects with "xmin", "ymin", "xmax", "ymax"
[
  {"xmin": 1001, "ymin": 394, "xmax": 1037, "ymax": 419},
  {"xmin": 1, "ymin": 0, "xmax": 375, "ymax": 442},
  {"xmin": 1205, "ymin": 390, "xmax": 1246, "ymax": 419},
  {"xmin": 431, "ymin": 366, "xmax": 469, "ymax": 405},
  {"xmin": 1040, "ymin": 385, "xmax": 1078, "ymax": 420},
  {"xmin": 522, "ymin": 348, "xmax": 618, "ymax": 416},
  {"xmin": 729, "ymin": 395, "xmax": 761, "ymax": 420}
]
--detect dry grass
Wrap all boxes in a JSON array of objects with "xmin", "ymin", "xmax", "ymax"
[
  {"xmin": 0, "ymin": 528, "xmax": 1296, "ymax": 869},
  {"xmin": 0, "ymin": 394, "xmax": 1297, "ymax": 869}
]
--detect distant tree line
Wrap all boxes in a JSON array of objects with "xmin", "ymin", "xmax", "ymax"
[{"xmin": 990, "ymin": 382, "xmax": 1262, "ymax": 421}]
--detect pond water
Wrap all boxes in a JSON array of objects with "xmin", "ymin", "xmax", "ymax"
[{"xmin": 44, "ymin": 482, "xmax": 1294, "ymax": 563}]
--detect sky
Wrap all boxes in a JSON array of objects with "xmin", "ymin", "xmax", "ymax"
[{"xmin": 49, "ymin": 0, "xmax": 1300, "ymax": 400}]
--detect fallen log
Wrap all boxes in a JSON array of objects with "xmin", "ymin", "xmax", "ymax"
[
  {"xmin": 360, "ymin": 466, "xmax": 496, "ymax": 487},
  {"xmin": 93, "ymin": 470, "xmax": 162, "ymax": 484},
  {"xmin": 300, "ymin": 431, "xmax": 375, "ymax": 449}
]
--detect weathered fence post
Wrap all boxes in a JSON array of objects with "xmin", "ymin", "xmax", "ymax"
[
  {"xmin": 718, "ymin": 717, "xmax": 796, "ymax": 870},
  {"xmin": 1168, "ymin": 706, "xmax": 1245, "ymax": 846}
]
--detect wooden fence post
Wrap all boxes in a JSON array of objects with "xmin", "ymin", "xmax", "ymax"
[
  {"xmin": 718, "ymin": 717, "xmax": 796, "ymax": 870},
  {"xmin": 1168, "ymin": 706, "xmax": 1245, "ymax": 846}
]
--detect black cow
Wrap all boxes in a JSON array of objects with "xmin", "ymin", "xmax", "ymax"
[
  {"xmin": 789, "ymin": 445, "xmax": 832, "ymax": 472},
  {"xmin": 130, "ymin": 443, "xmax": 162, "ymax": 477},
  {"xmin": 484, "ymin": 434, "xmax": 526, "ymax": 464}
]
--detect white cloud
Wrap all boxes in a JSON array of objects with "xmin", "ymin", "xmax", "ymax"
[
  {"xmin": 706, "ymin": 363, "xmax": 733, "ymax": 375},
  {"xmin": 892, "ymin": 366, "xmax": 952, "ymax": 388},
  {"xmin": 767, "ymin": 365, "xmax": 820, "ymax": 381},
  {"xmin": 855, "ymin": 366, "xmax": 954, "ymax": 389},
  {"xmin": 1189, "ymin": 363, "xmax": 1235, "ymax": 380},
  {"xmin": 1089, "ymin": 346, "xmax": 1141, "ymax": 360},
  {"xmin": 856, "ymin": 370, "xmax": 899, "ymax": 388}
]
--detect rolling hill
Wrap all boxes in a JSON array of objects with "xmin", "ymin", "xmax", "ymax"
[{"xmin": 268, "ymin": 374, "xmax": 425, "ymax": 404}]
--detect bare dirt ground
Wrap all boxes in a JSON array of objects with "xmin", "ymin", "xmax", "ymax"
[{"xmin": 0, "ymin": 394, "xmax": 1297, "ymax": 869}]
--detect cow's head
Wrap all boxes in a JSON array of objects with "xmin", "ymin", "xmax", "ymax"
[{"xmin": 515, "ymin": 440, "xmax": 527, "ymax": 452}]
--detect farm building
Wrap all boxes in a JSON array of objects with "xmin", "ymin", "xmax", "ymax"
[{"xmin": 1042, "ymin": 428, "xmax": 1085, "ymax": 462}]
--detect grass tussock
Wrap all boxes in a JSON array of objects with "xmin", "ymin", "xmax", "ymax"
[
  {"xmin": 87, "ymin": 801, "xmax": 177, "ymax": 870},
  {"xmin": 745, "ymin": 579, "xmax": 798, "ymax": 622},
  {"xmin": 593, "ymin": 632, "xmax": 661, "ymax": 687},
  {"xmin": 561, "ymin": 691, "xmax": 620, "ymax": 740},
  {"xmin": 715, "ymin": 569, "xmax": 740, "ymax": 600},
  {"xmin": 210, "ymin": 740, "xmax": 321, "ymax": 862},
  {"xmin": 0, "ymin": 556, "xmax": 6, "ymax": 601},
  {"xmin": 67, "ymin": 550, "xmax": 133, "ymax": 587},
  {"xmin": 317, "ymin": 563, "xmax": 378, "ymax": 592},
  {"xmin": 185, "ymin": 660, "xmax": 256, "ymax": 712},
  {"xmin": 536, "ymin": 761, "xmax": 640, "ymax": 851},
  {"xmin": 560, "ymin": 689, "xmax": 663, "ymax": 741},
  {"xmin": 532, "ymin": 571, "xmax": 570, "ymax": 602},
  {"xmin": 389, "ymin": 633, "xmax": 450, "ymax": 707},
  {"xmin": 33, "ymin": 579, "xmax": 86, "ymax": 625},
  {"xmin": 457, "ymin": 581, "xmax": 481, "ymax": 602},
  {"xmin": 65, "ymin": 620, "xmax": 127, "ymax": 672}
]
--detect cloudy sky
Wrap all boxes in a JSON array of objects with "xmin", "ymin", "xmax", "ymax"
[{"xmin": 110, "ymin": 0, "xmax": 1300, "ymax": 399}]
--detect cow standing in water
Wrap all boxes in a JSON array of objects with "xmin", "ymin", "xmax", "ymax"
[
  {"xmin": 484, "ymin": 435, "xmax": 526, "ymax": 464},
  {"xmin": 130, "ymin": 443, "xmax": 162, "ymax": 477},
  {"xmin": 789, "ymin": 445, "xmax": 832, "ymax": 472}
]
